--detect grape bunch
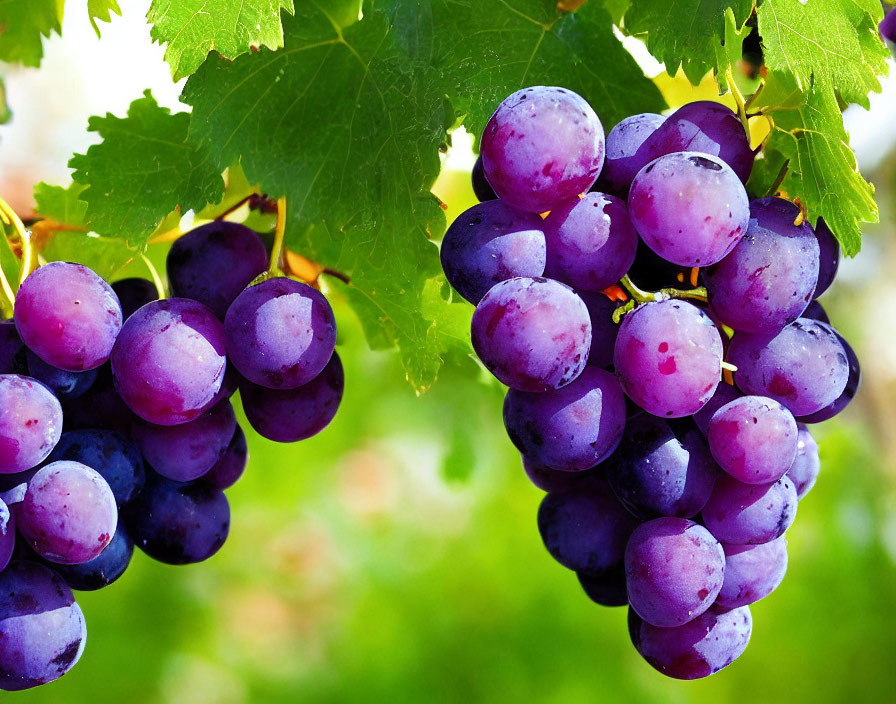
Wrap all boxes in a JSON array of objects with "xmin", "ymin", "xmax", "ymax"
[
  {"xmin": 0, "ymin": 220, "xmax": 343, "ymax": 690},
  {"xmin": 443, "ymin": 86, "xmax": 859, "ymax": 680}
]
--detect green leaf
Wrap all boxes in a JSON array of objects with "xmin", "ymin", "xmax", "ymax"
[
  {"xmin": 87, "ymin": 0, "xmax": 122, "ymax": 37},
  {"xmin": 33, "ymin": 182, "xmax": 89, "ymax": 225},
  {"xmin": 0, "ymin": 79, "xmax": 10, "ymax": 125},
  {"xmin": 713, "ymin": 7, "xmax": 752, "ymax": 92},
  {"xmin": 69, "ymin": 91, "xmax": 224, "ymax": 246},
  {"xmin": 0, "ymin": 0, "xmax": 63, "ymax": 67}
]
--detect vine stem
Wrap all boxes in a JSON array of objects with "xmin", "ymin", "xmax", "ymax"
[
  {"xmin": 764, "ymin": 158, "xmax": 791, "ymax": 198},
  {"xmin": 140, "ymin": 252, "xmax": 167, "ymax": 300},
  {"xmin": 0, "ymin": 197, "xmax": 23, "ymax": 317},
  {"xmin": 0, "ymin": 195, "xmax": 36, "ymax": 286},
  {"xmin": 725, "ymin": 67, "xmax": 751, "ymax": 142},
  {"xmin": 613, "ymin": 275, "xmax": 709, "ymax": 323},
  {"xmin": 269, "ymin": 196, "xmax": 287, "ymax": 275}
]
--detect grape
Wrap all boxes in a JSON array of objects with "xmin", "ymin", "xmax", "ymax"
[
  {"xmin": 201, "ymin": 425, "xmax": 248, "ymax": 490},
  {"xmin": 578, "ymin": 291, "xmax": 620, "ymax": 369},
  {"xmin": 48, "ymin": 525, "xmax": 133, "ymax": 591},
  {"xmin": 707, "ymin": 396, "xmax": 798, "ymax": 484},
  {"xmin": 577, "ymin": 566, "xmax": 628, "ymax": 607},
  {"xmin": 701, "ymin": 474, "xmax": 797, "ymax": 545},
  {"xmin": 111, "ymin": 278, "xmax": 159, "ymax": 320},
  {"xmin": 704, "ymin": 197, "xmax": 820, "ymax": 332},
  {"xmin": 0, "ymin": 469, "xmax": 36, "ymax": 507},
  {"xmin": 537, "ymin": 482, "xmax": 638, "ymax": 576},
  {"xmin": 240, "ymin": 352, "xmax": 344, "ymax": 443},
  {"xmin": 110, "ymin": 298, "xmax": 227, "ymax": 426},
  {"xmin": 166, "ymin": 221, "xmax": 268, "ymax": 320},
  {"xmin": 481, "ymin": 86, "xmax": 605, "ymax": 213},
  {"xmin": 628, "ymin": 152, "xmax": 750, "ymax": 267},
  {"xmin": 14, "ymin": 262, "xmax": 123, "ymax": 372},
  {"xmin": 542, "ymin": 193, "xmax": 638, "ymax": 291},
  {"xmin": 802, "ymin": 300, "xmax": 830, "ymax": 324},
  {"xmin": 522, "ymin": 455, "xmax": 604, "ymax": 493},
  {"xmin": 125, "ymin": 473, "xmax": 230, "ymax": 565},
  {"xmin": 48, "ymin": 429, "xmax": 145, "ymax": 505},
  {"xmin": 728, "ymin": 318, "xmax": 849, "ymax": 416},
  {"xmin": 607, "ymin": 416, "xmax": 718, "ymax": 519},
  {"xmin": 0, "ymin": 499, "xmax": 14, "ymax": 573},
  {"xmin": 693, "ymin": 382, "xmax": 741, "ymax": 435},
  {"xmin": 798, "ymin": 332, "xmax": 860, "ymax": 423},
  {"xmin": 786, "ymin": 425, "xmax": 819, "ymax": 499},
  {"xmin": 470, "ymin": 277, "xmax": 591, "ymax": 392},
  {"xmin": 598, "ymin": 113, "xmax": 665, "ymax": 195},
  {"xmin": 25, "ymin": 351, "xmax": 98, "ymax": 401},
  {"xmin": 471, "ymin": 155, "xmax": 497, "ymax": 202},
  {"xmin": 628, "ymin": 604, "xmax": 752, "ymax": 680},
  {"xmin": 716, "ymin": 537, "xmax": 788, "ymax": 609},
  {"xmin": 813, "ymin": 218, "xmax": 840, "ymax": 298},
  {"xmin": 503, "ymin": 367, "xmax": 626, "ymax": 471},
  {"xmin": 0, "ymin": 561, "xmax": 86, "ymax": 691},
  {"xmin": 61, "ymin": 366, "xmax": 136, "ymax": 436},
  {"xmin": 225, "ymin": 277, "xmax": 337, "ymax": 389},
  {"xmin": 624, "ymin": 517, "xmax": 725, "ymax": 627},
  {"xmin": 439, "ymin": 200, "xmax": 546, "ymax": 304},
  {"xmin": 613, "ymin": 300, "xmax": 723, "ymax": 418},
  {"xmin": 0, "ymin": 375, "xmax": 62, "ymax": 474},
  {"xmin": 882, "ymin": 8, "xmax": 896, "ymax": 45},
  {"xmin": 134, "ymin": 400, "xmax": 237, "ymax": 482},
  {"xmin": 17, "ymin": 461, "xmax": 118, "ymax": 565},
  {"xmin": 0, "ymin": 321, "xmax": 24, "ymax": 374}
]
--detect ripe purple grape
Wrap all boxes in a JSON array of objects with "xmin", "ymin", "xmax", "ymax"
[
  {"xmin": 111, "ymin": 277, "xmax": 159, "ymax": 320},
  {"xmin": 0, "ymin": 321, "xmax": 24, "ymax": 374},
  {"xmin": 577, "ymin": 567, "xmax": 628, "ymax": 607},
  {"xmin": 802, "ymin": 300, "xmax": 830, "ymax": 324},
  {"xmin": 48, "ymin": 429, "xmax": 145, "ymax": 505},
  {"xmin": 693, "ymin": 382, "xmax": 741, "ymax": 435},
  {"xmin": 471, "ymin": 155, "xmax": 497, "ymax": 202},
  {"xmin": 599, "ymin": 113, "xmax": 665, "ymax": 194},
  {"xmin": 786, "ymin": 424, "xmax": 819, "ymax": 499},
  {"xmin": 798, "ymin": 332, "xmax": 860, "ymax": 423},
  {"xmin": 701, "ymin": 474, "xmax": 797, "ymax": 545},
  {"xmin": 201, "ymin": 425, "xmax": 248, "ymax": 490},
  {"xmin": 48, "ymin": 525, "xmax": 133, "ymax": 591},
  {"xmin": 521, "ymin": 456, "xmax": 604, "ymax": 493},
  {"xmin": 717, "ymin": 537, "xmax": 788, "ymax": 609},
  {"xmin": 0, "ymin": 375, "xmax": 62, "ymax": 474},
  {"xmin": 813, "ymin": 218, "xmax": 840, "ymax": 298},
  {"xmin": 0, "ymin": 498, "xmax": 14, "ymax": 573},
  {"xmin": 578, "ymin": 291, "xmax": 620, "ymax": 369},
  {"xmin": 882, "ymin": 8, "xmax": 896, "ymax": 47},
  {"xmin": 25, "ymin": 351, "xmax": 98, "ymax": 401},
  {"xmin": 61, "ymin": 366, "xmax": 136, "ymax": 436}
]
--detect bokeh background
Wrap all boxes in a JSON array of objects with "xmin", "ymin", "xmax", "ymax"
[{"xmin": 2, "ymin": 3, "xmax": 896, "ymax": 702}]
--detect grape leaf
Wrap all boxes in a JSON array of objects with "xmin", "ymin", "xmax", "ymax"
[
  {"xmin": 713, "ymin": 7, "xmax": 752, "ymax": 92},
  {"xmin": 87, "ymin": 0, "xmax": 122, "ymax": 37},
  {"xmin": 0, "ymin": 0, "xmax": 63, "ymax": 67},
  {"xmin": 33, "ymin": 182, "xmax": 89, "ymax": 226},
  {"xmin": 69, "ymin": 91, "xmax": 224, "ymax": 246}
]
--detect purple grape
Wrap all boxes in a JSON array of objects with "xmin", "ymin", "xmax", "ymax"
[
  {"xmin": 17, "ymin": 461, "xmax": 118, "ymax": 564},
  {"xmin": 0, "ymin": 321, "xmax": 24, "ymax": 374},
  {"xmin": 797, "ymin": 332, "xmax": 860, "ymax": 423},
  {"xmin": 705, "ymin": 198, "xmax": 819, "ymax": 332},
  {"xmin": 47, "ymin": 524, "xmax": 133, "ymax": 591},
  {"xmin": 577, "ymin": 566, "xmax": 628, "ymax": 607},
  {"xmin": 125, "ymin": 473, "xmax": 229, "ymax": 564},
  {"xmin": 628, "ymin": 152, "xmax": 749, "ymax": 267},
  {"xmin": 578, "ymin": 291, "xmax": 620, "ymax": 369},
  {"xmin": 440, "ymin": 200, "xmax": 546, "ymax": 304},
  {"xmin": 503, "ymin": 367, "xmax": 625, "ymax": 472},
  {"xmin": 728, "ymin": 318, "xmax": 849, "ymax": 416},
  {"xmin": 201, "ymin": 425, "xmax": 248, "ymax": 490},
  {"xmin": 716, "ymin": 536, "xmax": 787, "ymax": 609},
  {"xmin": 240, "ymin": 352, "xmax": 344, "ymax": 443},
  {"xmin": 0, "ymin": 470, "xmax": 36, "ymax": 506},
  {"xmin": 786, "ymin": 424, "xmax": 819, "ymax": 499},
  {"xmin": 111, "ymin": 298, "xmax": 227, "ymax": 426},
  {"xmin": 167, "ymin": 221, "xmax": 269, "ymax": 320},
  {"xmin": 111, "ymin": 278, "xmax": 159, "ymax": 320},
  {"xmin": 481, "ymin": 86, "xmax": 605, "ymax": 213},
  {"xmin": 61, "ymin": 365, "xmax": 136, "ymax": 435},
  {"xmin": 471, "ymin": 155, "xmax": 497, "ymax": 202},
  {"xmin": 625, "ymin": 517, "xmax": 725, "ymax": 627},
  {"xmin": 0, "ymin": 561, "xmax": 86, "ymax": 690},
  {"xmin": 693, "ymin": 382, "xmax": 741, "ymax": 435},
  {"xmin": 0, "ymin": 375, "xmax": 62, "ymax": 474},
  {"xmin": 613, "ymin": 300, "xmax": 723, "ymax": 418},
  {"xmin": 607, "ymin": 416, "xmax": 718, "ymax": 519},
  {"xmin": 628, "ymin": 604, "xmax": 752, "ymax": 680},
  {"xmin": 48, "ymin": 429, "xmax": 145, "ymax": 505},
  {"xmin": 542, "ymin": 193, "xmax": 638, "ymax": 291},
  {"xmin": 812, "ymin": 218, "xmax": 840, "ymax": 298},
  {"xmin": 134, "ymin": 400, "xmax": 236, "ymax": 482},
  {"xmin": 599, "ymin": 113, "xmax": 666, "ymax": 194},
  {"xmin": 0, "ymin": 499, "xmax": 14, "ymax": 573},
  {"xmin": 707, "ymin": 396, "xmax": 798, "ymax": 484},
  {"xmin": 537, "ymin": 482, "xmax": 638, "ymax": 576},
  {"xmin": 225, "ymin": 277, "xmax": 336, "ymax": 389},
  {"xmin": 802, "ymin": 300, "xmax": 829, "ymax": 324},
  {"xmin": 25, "ymin": 351, "xmax": 98, "ymax": 401},
  {"xmin": 470, "ymin": 277, "xmax": 591, "ymax": 392},
  {"xmin": 701, "ymin": 474, "xmax": 797, "ymax": 545},
  {"xmin": 883, "ymin": 9, "xmax": 896, "ymax": 46},
  {"xmin": 521, "ymin": 455, "xmax": 605, "ymax": 493},
  {"xmin": 14, "ymin": 262, "xmax": 122, "ymax": 371}
]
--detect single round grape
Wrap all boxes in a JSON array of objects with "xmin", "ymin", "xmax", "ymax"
[
  {"xmin": 625, "ymin": 517, "xmax": 725, "ymax": 627},
  {"xmin": 613, "ymin": 300, "xmax": 723, "ymax": 418},
  {"xmin": 628, "ymin": 604, "xmax": 752, "ymax": 680},
  {"xmin": 543, "ymin": 193, "xmax": 637, "ymax": 291},
  {"xmin": 705, "ymin": 197, "xmax": 819, "ymax": 332},
  {"xmin": 111, "ymin": 278, "xmax": 159, "ymax": 320},
  {"xmin": 504, "ymin": 367, "xmax": 625, "ymax": 471},
  {"xmin": 167, "ymin": 221, "xmax": 269, "ymax": 320},
  {"xmin": 701, "ymin": 474, "xmax": 797, "ymax": 545},
  {"xmin": 577, "ymin": 566, "xmax": 628, "ymax": 607},
  {"xmin": 471, "ymin": 277, "xmax": 591, "ymax": 392},
  {"xmin": 802, "ymin": 300, "xmax": 830, "ymax": 324},
  {"xmin": 201, "ymin": 425, "xmax": 248, "ymax": 490},
  {"xmin": 813, "ymin": 218, "xmax": 840, "ymax": 298},
  {"xmin": 48, "ymin": 429, "xmax": 145, "ymax": 505},
  {"xmin": 471, "ymin": 155, "xmax": 497, "ymax": 202},
  {"xmin": 0, "ymin": 321, "xmax": 24, "ymax": 375},
  {"xmin": 61, "ymin": 365, "xmax": 136, "ymax": 436},
  {"xmin": 798, "ymin": 332, "xmax": 860, "ymax": 423},
  {"xmin": 728, "ymin": 318, "xmax": 849, "ymax": 416},
  {"xmin": 111, "ymin": 298, "xmax": 227, "ymax": 426},
  {"xmin": 0, "ymin": 498, "xmax": 14, "ymax": 573},
  {"xmin": 693, "ymin": 382, "xmax": 741, "ymax": 435},
  {"xmin": 14, "ymin": 262, "xmax": 122, "ymax": 371},
  {"xmin": 240, "ymin": 352, "xmax": 344, "ymax": 443},
  {"xmin": 0, "ymin": 375, "xmax": 62, "ymax": 474},
  {"xmin": 481, "ymin": 86, "xmax": 605, "ymax": 212},
  {"xmin": 628, "ymin": 152, "xmax": 749, "ymax": 267},
  {"xmin": 707, "ymin": 396, "xmax": 798, "ymax": 484},
  {"xmin": 599, "ymin": 113, "xmax": 665, "ymax": 194},
  {"xmin": 521, "ymin": 455, "xmax": 604, "ymax": 493},
  {"xmin": 125, "ymin": 473, "xmax": 230, "ymax": 565},
  {"xmin": 225, "ymin": 277, "xmax": 336, "ymax": 389},
  {"xmin": 134, "ymin": 400, "xmax": 237, "ymax": 482},
  {"xmin": 578, "ymin": 291, "xmax": 620, "ymax": 369},
  {"xmin": 18, "ymin": 461, "xmax": 118, "ymax": 565},
  {"xmin": 537, "ymin": 482, "xmax": 638, "ymax": 576},
  {"xmin": 25, "ymin": 351, "xmax": 98, "ymax": 401},
  {"xmin": 0, "ymin": 561, "xmax": 86, "ymax": 691},
  {"xmin": 48, "ymin": 525, "xmax": 133, "ymax": 591},
  {"xmin": 717, "ymin": 537, "xmax": 788, "ymax": 609},
  {"xmin": 786, "ymin": 424, "xmax": 820, "ymax": 499},
  {"xmin": 440, "ymin": 200, "xmax": 546, "ymax": 304},
  {"xmin": 882, "ymin": 8, "xmax": 896, "ymax": 45}
]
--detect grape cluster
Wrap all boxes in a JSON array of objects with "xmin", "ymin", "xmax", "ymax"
[
  {"xmin": 0, "ymin": 221, "xmax": 343, "ymax": 690},
  {"xmin": 443, "ymin": 86, "xmax": 859, "ymax": 680}
]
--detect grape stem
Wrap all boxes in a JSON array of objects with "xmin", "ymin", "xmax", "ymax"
[
  {"xmin": 268, "ymin": 196, "xmax": 287, "ymax": 275},
  {"xmin": 764, "ymin": 159, "xmax": 791, "ymax": 198},
  {"xmin": 139, "ymin": 252, "xmax": 167, "ymax": 300},
  {"xmin": 0, "ymin": 198, "xmax": 23, "ymax": 317},
  {"xmin": 0, "ymin": 196, "xmax": 36, "ymax": 286},
  {"xmin": 613, "ymin": 275, "xmax": 708, "ymax": 323},
  {"xmin": 725, "ymin": 68, "xmax": 751, "ymax": 142}
]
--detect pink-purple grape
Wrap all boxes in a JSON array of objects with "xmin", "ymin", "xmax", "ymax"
[
  {"xmin": 701, "ymin": 474, "xmax": 797, "ymax": 545},
  {"xmin": 14, "ymin": 262, "xmax": 122, "ymax": 372},
  {"xmin": 578, "ymin": 291, "xmax": 620, "ymax": 369},
  {"xmin": 613, "ymin": 300, "xmax": 723, "ymax": 418},
  {"xmin": 542, "ymin": 193, "xmax": 637, "ymax": 291},
  {"xmin": 798, "ymin": 332, "xmax": 860, "ymax": 423},
  {"xmin": 717, "ymin": 536, "xmax": 788, "ymax": 609},
  {"xmin": 693, "ymin": 382, "xmax": 742, "ymax": 435},
  {"xmin": 111, "ymin": 278, "xmax": 159, "ymax": 320},
  {"xmin": 48, "ymin": 429, "xmax": 145, "ymax": 505},
  {"xmin": 471, "ymin": 277, "xmax": 591, "ymax": 392},
  {"xmin": 471, "ymin": 156, "xmax": 497, "ymax": 202},
  {"xmin": 201, "ymin": 425, "xmax": 248, "ymax": 490},
  {"xmin": 624, "ymin": 517, "xmax": 725, "ymax": 627},
  {"xmin": 813, "ymin": 218, "xmax": 840, "ymax": 298},
  {"xmin": 628, "ymin": 152, "xmax": 749, "ymax": 267},
  {"xmin": 481, "ymin": 86, "xmax": 605, "ymax": 213},
  {"xmin": 503, "ymin": 367, "xmax": 625, "ymax": 472},
  {"xmin": 786, "ymin": 424, "xmax": 819, "ymax": 499},
  {"xmin": 25, "ymin": 351, "xmax": 98, "ymax": 401},
  {"xmin": 882, "ymin": 8, "xmax": 896, "ymax": 47},
  {"xmin": 0, "ymin": 498, "xmax": 14, "ymax": 573},
  {"xmin": 599, "ymin": 113, "xmax": 665, "ymax": 194},
  {"xmin": 110, "ymin": 298, "xmax": 227, "ymax": 426},
  {"xmin": 440, "ymin": 200, "xmax": 546, "ymax": 304},
  {"xmin": 521, "ymin": 456, "xmax": 604, "ymax": 493},
  {"xmin": 0, "ymin": 375, "xmax": 62, "ymax": 474},
  {"xmin": 47, "ymin": 525, "xmax": 133, "ymax": 591},
  {"xmin": 577, "ymin": 567, "xmax": 628, "ymax": 607}
]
